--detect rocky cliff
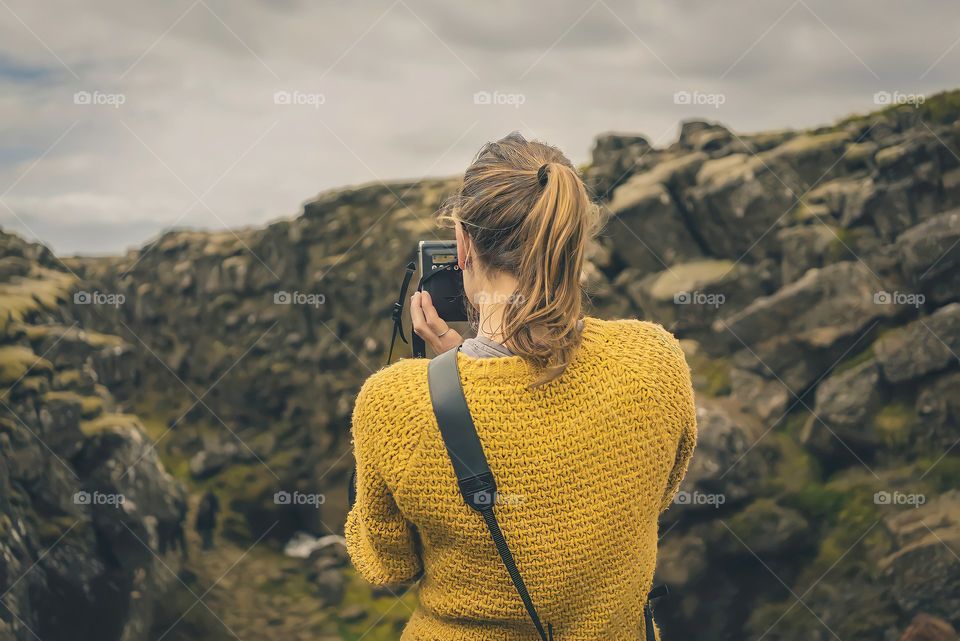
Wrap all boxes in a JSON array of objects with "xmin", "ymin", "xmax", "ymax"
[
  {"xmin": 4, "ymin": 90, "xmax": 960, "ymax": 641},
  {"xmin": 0, "ymin": 231, "xmax": 187, "ymax": 641}
]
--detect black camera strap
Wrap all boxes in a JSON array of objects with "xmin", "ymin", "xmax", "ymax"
[
  {"xmin": 427, "ymin": 346, "xmax": 669, "ymax": 640},
  {"xmin": 387, "ymin": 262, "xmax": 417, "ymax": 364}
]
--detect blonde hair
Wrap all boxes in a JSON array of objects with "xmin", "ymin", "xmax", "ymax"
[{"xmin": 439, "ymin": 132, "xmax": 600, "ymax": 387}]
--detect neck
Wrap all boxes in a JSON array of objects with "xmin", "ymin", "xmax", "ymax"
[{"xmin": 473, "ymin": 273, "xmax": 520, "ymax": 344}]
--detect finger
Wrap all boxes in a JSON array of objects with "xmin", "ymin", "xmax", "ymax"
[
  {"xmin": 410, "ymin": 292, "xmax": 435, "ymax": 340},
  {"xmin": 420, "ymin": 291, "xmax": 449, "ymax": 334}
]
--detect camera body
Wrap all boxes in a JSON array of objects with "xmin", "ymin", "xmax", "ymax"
[{"xmin": 418, "ymin": 240, "xmax": 467, "ymax": 322}]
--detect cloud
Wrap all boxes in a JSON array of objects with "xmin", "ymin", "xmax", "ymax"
[{"xmin": 1, "ymin": 0, "xmax": 958, "ymax": 254}]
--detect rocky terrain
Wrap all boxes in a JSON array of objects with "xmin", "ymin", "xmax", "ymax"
[{"xmin": 3, "ymin": 89, "xmax": 960, "ymax": 641}]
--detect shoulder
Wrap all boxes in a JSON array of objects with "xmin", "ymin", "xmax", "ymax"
[
  {"xmin": 589, "ymin": 317, "xmax": 685, "ymax": 358},
  {"xmin": 355, "ymin": 357, "xmax": 429, "ymax": 412},
  {"xmin": 351, "ymin": 358, "xmax": 431, "ymax": 480},
  {"xmin": 587, "ymin": 317, "xmax": 690, "ymax": 381}
]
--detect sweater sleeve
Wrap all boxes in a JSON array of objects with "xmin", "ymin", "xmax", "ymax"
[
  {"xmin": 656, "ymin": 329, "xmax": 699, "ymax": 514},
  {"xmin": 344, "ymin": 369, "xmax": 423, "ymax": 586}
]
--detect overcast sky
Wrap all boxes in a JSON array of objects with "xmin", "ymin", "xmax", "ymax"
[{"xmin": 1, "ymin": 0, "xmax": 958, "ymax": 255}]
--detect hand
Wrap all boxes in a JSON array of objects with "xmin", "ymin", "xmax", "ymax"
[{"xmin": 410, "ymin": 291, "xmax": 463, "ymax": 354}]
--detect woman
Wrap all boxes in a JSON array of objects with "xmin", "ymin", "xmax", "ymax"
[{"xmin": 345, "ymin": 132, "xmax": 697, "ymax": 640}]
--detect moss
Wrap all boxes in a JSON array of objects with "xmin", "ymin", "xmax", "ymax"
[
  {"xmin": 824, "ymin": 227, "xmax": 856, "ymax": 262},
  {"xmin": 831, "ymin": 345, "xmax": 875, "ymax": 376},
  {"xmin": 779, "ymin": 409, "xmax": 811, "ymax": 440},
  {"xmin": 873, "ymin": 402, "xmax": 914, "ymax": 448},
  {"xmin": 0, "ymin": 345, "xmax": 52, "ymax": 386},
  {"xmin": 767, "ymin": 431, "xmax": 819, "ymax": 494},
  {"xmin": 688, "ymin": 354, "xmax": 732, "ymax": 397},
  {"xmin": 782, "ymin": 483, "xmax": 847, "ymax": 525},
  {"xmin": 911, "ymin": 455, "xmax": 960, "ymax": 493},
  {"xmin": 338, "ymin": 568, "xmax": 418, "ymax": 641},
  {"xmin": 789, "ymin": 200, "xmax": 831, "ymax": 224},
  {"xmin": 36, "ymin": 514, "xmax": 81, "ymax": 546},
  {"xmin": 916, "ymin": 89, "xmax": 960, "ymax": 124},
  {"xmin": 52, "ymin": 368, "xmax": 85, "ymax": 389}
]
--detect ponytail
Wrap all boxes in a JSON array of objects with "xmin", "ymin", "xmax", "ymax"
[{"xmin": 439, "ymin": 133, "xmax": 599, "ymax": 387}]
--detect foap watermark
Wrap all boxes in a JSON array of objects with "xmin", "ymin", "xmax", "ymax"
[
  {"xmin": 74, "ymin": 290, "xmax": 125, "ymax": 308},
  {"xmin": 674, "ymin": 90, "xmax": 726, "ymax": 109},
  {"xmin": 874, "ymin": 290, "xmax": 924, "ymax": 308},
  {"xmin": 874, "ymin": 490, "xmax": 926, "ymax": 508},
  {"xmin": 73, "ymin": 90, "xmax": 126, "ymax": 108},
  {"xmin": 474, "ymin": 292, "xmax": 526, "ymax": 306},
  {"xmin": 473, "ymin": 90, "xmax": 526, "ymax": 108},
  {"xmin": 274, "ymin": 290, "xmax": 325, "ymax": 308},
  {"xmin": 273, "ymin": 90, "xmax": 326, "ymax": 108},
  {"xmin": 470, "ymin": 490, "xmax": 525, "ymax": 507},
  {"xmin": 73, "ymin": 490, "xmax": 125, "ymax": 508},
  {"xmin": 674, "ymin": 490, "xmax": 725, "ymax": 508},
  {"xmin": 274, "ymin": 490, "xmax": 326, "ymax": 508},
  {"xmin": 674, "ymin": 291, "xmax": 725, "ymax": 308},
  {"xmin": 873, "ymin": 91, "xmax": 926, "ymax": 107}
]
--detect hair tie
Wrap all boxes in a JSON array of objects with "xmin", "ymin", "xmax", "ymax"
[{"xmin": 537, "ymin": 164, "xmax": 549, "ymax": 187}]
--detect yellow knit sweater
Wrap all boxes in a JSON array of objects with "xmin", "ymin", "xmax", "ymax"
[{"xmin": 345, "ymin": 317, "xmax": 697, "ymax": 641}]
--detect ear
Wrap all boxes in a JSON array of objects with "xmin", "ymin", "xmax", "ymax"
[{"xmin": 455, "ymin": 222, "xmax": 469, "ymax": 270}]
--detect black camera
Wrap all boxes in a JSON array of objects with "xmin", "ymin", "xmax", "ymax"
[
  {"xmin": 418, "ymin": 240, "xmax": 467, "ymax": 323},
  {"xmin": 386, "ymin": 240, "xmax": 467, "ymax": 362}
]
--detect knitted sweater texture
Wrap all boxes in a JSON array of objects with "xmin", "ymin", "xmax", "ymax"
[{"xmin": 345, "ymin": 317, "xmax": 698, "ymax": 640}]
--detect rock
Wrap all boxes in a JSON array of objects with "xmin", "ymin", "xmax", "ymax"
[
  {"xmin": 875, "ymin": 303, "xmax": 960, "ymax": 383},
  {"xmin": 654, "ymin": 531, "xmax": 707, "ymax": 588},
  {"xmin": 776, "ymin": 225, "xmax": 840, "ymax": 285},
  {"xmin": 880, "ymin": 490, "xmax": 960, "ymax": 622},
  {"xmin": 313, "ymin": 568, "xmax": 346, "ymax": 605},
  {"xmin": 686, "ymin": 132, "xmax": 850, "ymax": 258},
  {"xmin": 915, "ymin": 371, "xmax": 960, "ymax": 449},
  {"xmin": 729, "ymin": 368, "xmax": 790, "ymax": 424},
  {"xmin": 865, "ymin": 171, "xmax": 943, "ymax": 241},
  {"xmin": 898, "ymin": 614, "xmax": 957, "ymax": 641},
  {"xmin": 715, "ymin": 499, "xmax": 809, "ymax": 556},
  {"xmin": 717, "ymin": 261, "xmax": 900, "ymax": 391},
  {"xmin": 666, "ymin": 398, "xmax": 775, "ymax": 521},
  {"xmin": 189, "ymin": 438, "xmax": 257, "ymax": 479},
  {"xmin": 621, "ymin": 259, "xmax": 775, "ymax": 334},
  {"xmin": 338, "ymin": 604, "xmax": 367, "ymax": 623},
  {"xmin": 584, "ymin": 133, "xmax": 653, "ymax": 196},
  {"xmin": 898, "ymin": 209, "xmax": 960, "ymax": 304},
  {"xmin": 604, "ymin": 153, "xmax": 707, "ymax": 273},
  {"xmin": 677, "ymin": 120, "xmax": 733, "ymax": 152},
  {"xmin": 800, "ymin": 360, "xmax": 883, "ymax": 457}
]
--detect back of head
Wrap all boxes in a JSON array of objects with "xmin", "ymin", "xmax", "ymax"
[{"xmin": 440, "ymin": 132, "xmax": 600, "ymax": 386}]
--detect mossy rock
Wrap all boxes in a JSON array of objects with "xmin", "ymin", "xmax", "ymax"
[
  {"xmin": 44, "ymin": 390, "xmax": 105, "ymax": 419},
  {"xmin": 873, "ymin": 402, "xmax": 915, "ymax": 448},
  {"xmin": 15, "ymin": 323, "xmax": 125, "ymax": 349},
  {"xmin": 80, "ymin": 412, "xmax": 143, "ymax": 437},
  {"xmin": 0, "ymin": 270, "xmax": 76, "ymax": 328},
  {"xmin": 0, "ymin": 345, "xmax": 52, "ymax": 386},
  {"xmin": 687, "ymin": 352, "xmax": 732, "ymax": 397}
]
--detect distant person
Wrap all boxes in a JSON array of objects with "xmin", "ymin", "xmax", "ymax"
[
  {"xmin": 195, "ymin": 490, "xmax": 220, "ymax": 551},
  {"xmin": 346, "ymin": 133, "xmax": 697, "ymax": 640},
  {"xmin": 172, "ymin": 492, "xmax": 188, "ymax": 559},
  {"xmin": 158, "ymin": 492, "xmax": 188, "ymax": 559}
]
